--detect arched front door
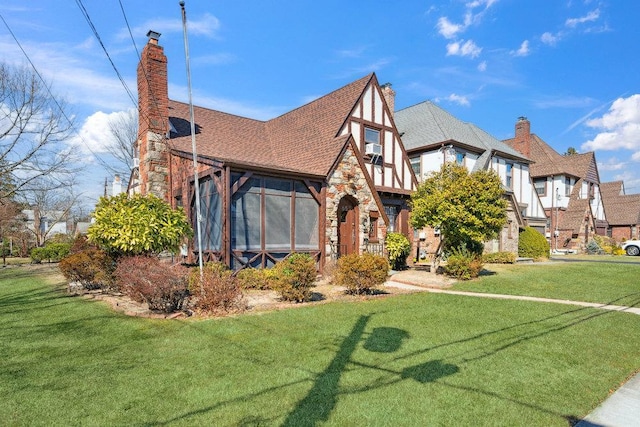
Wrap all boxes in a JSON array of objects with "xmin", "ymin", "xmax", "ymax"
[{"xmin": 338, "ymin": 196, "xmax": 358, "ymax": 257}]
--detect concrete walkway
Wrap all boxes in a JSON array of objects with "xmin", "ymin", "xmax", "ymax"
[
  {"xmin": 385, "ymin": 281, "xmax": 640, "ymax": 316},
  {"xmin": 384, "ymin": 278, "xmax": 640, "ymax": 426}
]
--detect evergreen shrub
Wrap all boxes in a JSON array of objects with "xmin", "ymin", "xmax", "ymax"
[
  {"xmin": 334, "ymin": 253, "xmax": 389, "ymax": 295},
  {"xmin": 444, "ymin": 246, "xmax": 483, "ymax": 280},
  {"xmin": 518, "ymin": 227, "xmax": 550, "ymax": 259},
  {"xmin": 482, "ymin": 251, "xmax": 516, "ymax": 264},
  {"xmin": 271, "ymin": 253, "xmax": 317, "ymax": 302},
  {"xmin": 385, "ymin": 232, "xmax": 411, "ymax": 270}
]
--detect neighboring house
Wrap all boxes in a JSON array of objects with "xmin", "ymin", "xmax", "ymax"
[
  {"xmin": 22, "ymin": 209, "xmax": 68, "ymax": 246},
  {"xmin": 504, "ymin": 117, "xmax": 606, "ymax": 253},
  {"xmin": 134, "ymin": 31, "xmax": 416, "ymax": 271},
  {"xmin": 394, "ymin": 101, "xmax": 547, "ymax": 256},
  {"xmin": 600, "ymin": 181, "xmax": 640, "ymax": 241}
]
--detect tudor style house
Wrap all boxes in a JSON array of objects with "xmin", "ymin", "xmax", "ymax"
[
  {"xmin": 504, "ymin": 117, "xmax": 606, "ymax": 253},
  {"xmin": 394, "ymin": 102, "xmax": 547, "ymax": 256},
  {"xmin": 600, "ymin": 181, "xmax": 640, "ymax": 242},
  {"xmin": 135, "ymin": 31, "xmax": 416, "ymax": 271}
]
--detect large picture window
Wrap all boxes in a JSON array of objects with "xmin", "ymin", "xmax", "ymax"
[{"xmin": 230, "ymin": 174, "xmax": 320, "ymax": 253}]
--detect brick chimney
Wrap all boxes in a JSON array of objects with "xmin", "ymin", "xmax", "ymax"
[
  {"xmin": 512, "ymin": 116, "xmax": 531, "ymax": 158},
  {"xmin": 137, "ymin": 30, "xmax": 169, "ymax": 200},
  {"xmin": 381, "ymin": 83, "xmax": 395, "ymax": 116}
]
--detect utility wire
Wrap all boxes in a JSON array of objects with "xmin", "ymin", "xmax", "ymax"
[
  {"xmin": 74, "ymin": 0, "xmax": 137, "ymax": 108},
  {"xmin": 0, "ymin": 11, "xmax": 116, "ymax": 177}
]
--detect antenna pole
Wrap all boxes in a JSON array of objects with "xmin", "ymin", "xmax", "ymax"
[{"xmin": 180, "ymin": 0, "xmax": 204, "ymax": 277}]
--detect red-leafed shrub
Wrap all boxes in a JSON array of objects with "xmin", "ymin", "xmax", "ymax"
[
  {"xmin": 188, "ymin": 263, "xmax": 246, "ymax": 315},
  {"xmin": 334, "ymin": 253, "xmax": 389, "ymax": 294},
  {"xmin": 59, "ymin": 248, "xmax": 115, "ymax": 291},
  {"xmin": 113, "ymin": 256, "xmax": 189, "ymax": 313}
]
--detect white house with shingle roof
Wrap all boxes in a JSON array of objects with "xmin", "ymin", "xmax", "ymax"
[{"xmin": 394, "ymin": 101, "xmax": 547, "ymax": 255}]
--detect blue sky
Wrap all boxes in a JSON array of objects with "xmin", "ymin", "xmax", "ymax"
[{"xmin": 1, "ymin": 0, "xmax": 639, "ymax": 208}]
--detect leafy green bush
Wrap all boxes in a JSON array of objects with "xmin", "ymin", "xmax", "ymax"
[
  {"xmin": 482, "ymin": 251, "xmax": 516, "ymax": 264},
  {"xmin": 88, "ymin": 193, "xmax": 193, "ymax": 256},
  {"xmin": 334, "ymin": 253, "xmax": 389, "ymax": 295},
  {"xmin": 188, "ymin": 263, "xmax": 246, "ymax": 315},
  {"xmin": 444, "ymin": 246, "xmax": 483, "ymax": 280},
  {"xmin": 113, "ymin": 256, "xmax": 190, "ymax": 313},
  {"xmin": 30, "ymin": 242, "xmax": 71, "ymax": 263},
  {"xmin": 59, "ymin": 248, "xmax": 115, "ymax": 291},
  {"xmin": 385, "ymin": 232, "xmax": 411, "ymax": 270},
  {"xmin": 271, "ymin": 253, "xmax": 317, "ymax": 302},
  {"xmin": 235, "ymin": 267, "xmax": 274, "ymax": 290},
  {"xmin": 518, "ymin": 227, "xmax": 550, "ymax": 259}
]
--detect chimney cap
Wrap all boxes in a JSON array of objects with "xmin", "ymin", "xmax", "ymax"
[
  {"xmin": 146, "ymin": 30, "xmax": 161, "ymax": 42},
  {"xmin": 381, "ymin": 82, "xmax": 393, "ymax": 89},
  {"xmin": 517, "ymin": 116, "xmax": 528, "ymax": 122}
]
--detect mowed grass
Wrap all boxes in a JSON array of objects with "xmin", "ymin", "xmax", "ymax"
[
  {"xmin": 1, "ymin": 265, "xmax": 640, "ymax": 426},
  {"xmin": 453, "ymin": 258, "xmax": 640, "ymax": 307}
]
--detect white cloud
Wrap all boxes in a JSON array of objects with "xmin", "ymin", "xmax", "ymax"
[
  {"xmin": 513, "ymin": 40, "xmax": 530, "ymax": 57},
  {"xmin": 124, "ymin": 13, "xmax": 221, "ymax": 40},
  {"xmin": 477, "ymin": 61, "xmax": 487, "ymax": 71},
  {"xmin": 437, "ymin": 17, "xmax": 464, "ymax": 39},
  {"xmin": 68, "ymin": 110, "xmax": 136, "ymax": 156},
  {"xmin": 446, "ymin": 40, "xmax": 482, "ymax": 58},
  {"xmin": 597, "ymin": 157, "xmax": 627, "ymax": 171},
  {"xmin": 540, "ymin": 32, "xmax": 560, "ymax": 46},
  {"xmin": 565, "ymin": 9, "xmax": 600, "ymax": 28},
  {"xmin": 446, "ymin": 93, "xmax": 471, "ymax": 106},
  {"xmin": 582, "ymin": 95, "xmax": 640, "ymax": 156}
]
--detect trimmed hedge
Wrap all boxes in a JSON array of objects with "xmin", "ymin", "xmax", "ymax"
[{"xmin": 518, "ymin": 227, "xmax": 550, "ymax": 259}]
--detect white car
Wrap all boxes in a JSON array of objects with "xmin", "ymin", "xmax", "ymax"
[{"xmin": 621, "ymin": 239, "xmax": 640, "ymax": 256}]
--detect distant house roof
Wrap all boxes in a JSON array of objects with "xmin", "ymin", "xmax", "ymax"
[
  {"xmin": 395, "ymin": 101, "xmax": 531, "ymax": 169},
  {"xmin": 600, "ymin": 180, "xmax": 640, "ymax": 226},
  {"xmin": 168, "ymin": 74, "xmax": 374, "ymax": 177},
  {"xmin": 504, "ymin": 134, "xmax": 599, "ymax": 182}
]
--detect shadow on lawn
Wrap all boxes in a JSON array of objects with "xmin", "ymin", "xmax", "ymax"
[{"xmin": 149, "ymin": 292, "xmax": 640, "ymax": 426}]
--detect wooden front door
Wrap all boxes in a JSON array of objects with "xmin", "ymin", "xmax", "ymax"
[{"xmin": 338, "ymin": 197, "xmax": 358, "ymax": 257}]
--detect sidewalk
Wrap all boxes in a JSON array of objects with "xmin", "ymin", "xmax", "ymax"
[{"xmin": 384, "ymin": 272, "xmax": 640, "ymax": 426}]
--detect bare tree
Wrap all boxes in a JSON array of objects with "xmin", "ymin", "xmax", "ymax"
[
  {"xmin": 22, "ymin": 178, "xmax": 79, "ymax": 247},
  {"xmin": 104, "ymin": 108, "xmax": 138, "ymax": 186},
  {"xmin": 0, "ymin": 62, "xmax": 77, "ymax": 200}
]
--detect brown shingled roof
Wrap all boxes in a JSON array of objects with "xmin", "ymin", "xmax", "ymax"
[
  {"xmin": 504, "ymin": 134, "xmax": 599, "ymax": 182},
  {"xmin": 600, "ymin": 180, "xmax": 640, "ymax": 226},
  {"xmin": 167, "ymin": 74, "xmax": 374, "ymax": 177}
]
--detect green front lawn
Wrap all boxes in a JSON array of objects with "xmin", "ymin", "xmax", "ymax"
[
  {"xmin": 452, "ymin": 259, "xmax": 640, "ymax": 307},
  {"xmin": 1, "ymin": 265, "xmax": 639, "ymax": 426}
]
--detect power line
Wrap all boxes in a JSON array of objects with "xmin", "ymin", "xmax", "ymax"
[
  {"xmin": 74, "ymin": 0, "xmax": 137, "ymax": 108},
  {"xmin": 0, "ymin": 11, "xmax": 124, "ymax": 183}
]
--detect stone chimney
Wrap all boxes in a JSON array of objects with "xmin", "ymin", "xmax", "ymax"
[
  {"xmin": 137, "ymin": 30, "xmax": 169, "ymax": 200},
  {"xmin": 381, "ymin": 83, "xmax": 396, "ymax": 116},
  {"xmin": 512, "ymin": 116, "xmax": 531, "ymax": 158}
]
